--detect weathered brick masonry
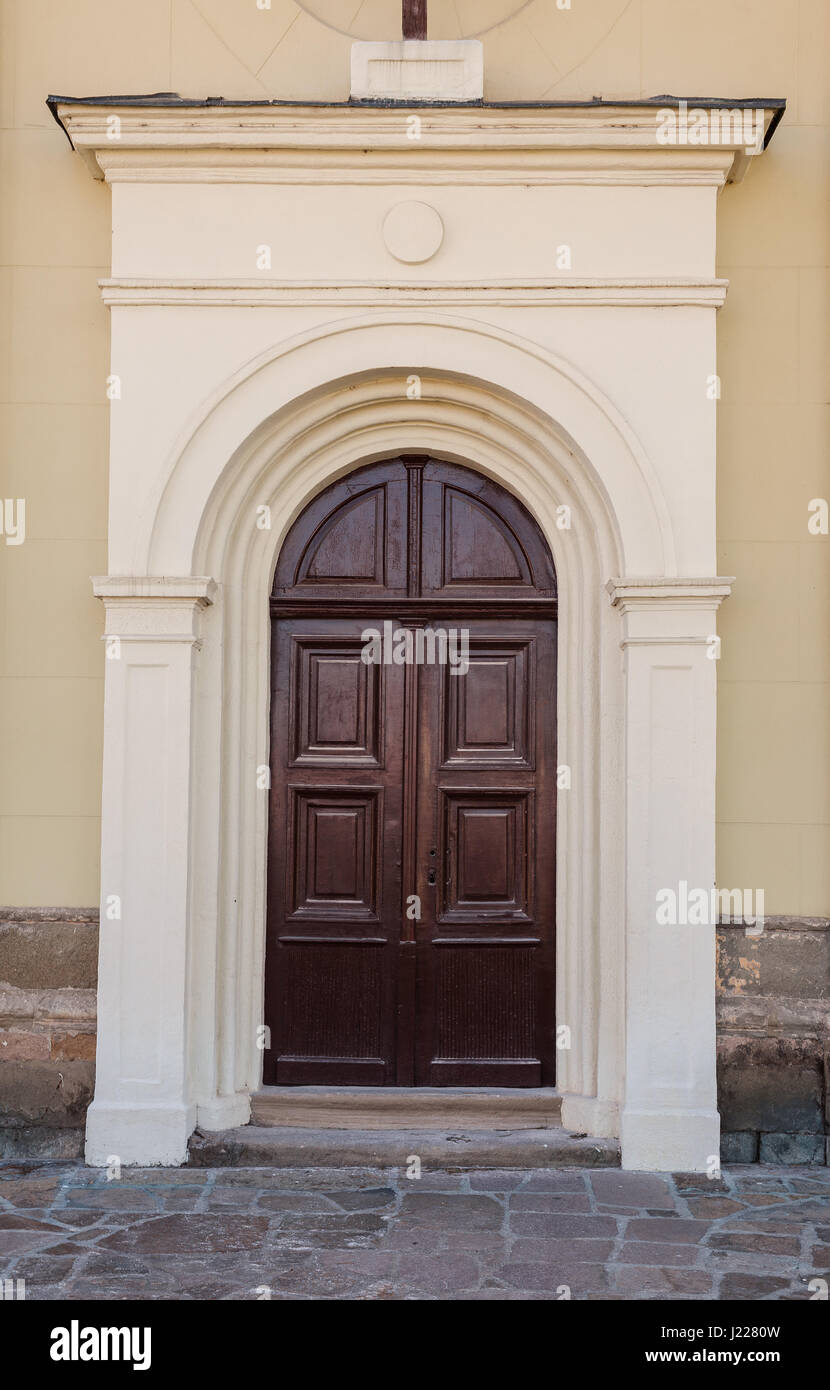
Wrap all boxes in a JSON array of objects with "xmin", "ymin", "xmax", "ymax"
[
  {"xmin": 1, "ymin": 913, "xmax": 828, "ymax": 1163},
  {"xmin": 717, "ymin": 918, "xmax": 830, "ymax": 1165},
  {"xmin": 0, "ymin": 910, "xmax": 97, "ymax": 1160}
]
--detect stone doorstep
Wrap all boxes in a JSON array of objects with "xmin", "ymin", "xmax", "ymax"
[
  {"xmin": 188, "ymin": 1125, "xmax": 620, "ymax": 1170},
  {"xmin": 250, "ymin": 1085, "xmax": 562, "ymax": 1131}
]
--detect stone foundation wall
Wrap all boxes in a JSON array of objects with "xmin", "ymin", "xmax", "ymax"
[
  {"xmin": 0, "ymin": 910, "xmax": 98, "ymax": 1160},
  {"xmin": 1, "ymin": 911, "xmax": 828, "ymax": 1163},
  {"xmin": 717, "ymin": 918, "xmax": 830, "ymax": 1165}
]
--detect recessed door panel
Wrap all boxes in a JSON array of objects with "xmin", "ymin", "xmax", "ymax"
[
  {"xmin": 301, "ymin": 489, "xmax": 386, "ymax": 585},
  {"xmin": 289, "ymin": 788, "xmax": 380, "ymax": 920},
  {"xmin": 432, "ymin": 944, "xmax": 538, "ymax": 1085},
  {"xmin": 442, "ymin": 641, "xmax": 533, "ymax": 765},
  {"xmin": 291, "ymin": 638, "xmax": 382, "ymax": 766},
  {"xmin": 440, "ymin": 791, "xmax": 532, "ymax": 921},
  {"xmin": 275, "ymin": 942, "xmax": 387, "ymax": 1084},
  {"xmin": 273, "ymin": 467, "xmax": 408, "ymax": 601},
  {"xmin": 420, "ymin": 460, "xmax": 556, "ymax": 599}
]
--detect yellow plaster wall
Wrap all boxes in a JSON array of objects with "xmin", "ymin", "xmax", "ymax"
[{"xmin": 0, "ymin": 0, "xmax": 827, "ymax": 910}]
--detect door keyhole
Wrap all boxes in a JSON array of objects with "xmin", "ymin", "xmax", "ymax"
[{"xmin": 427, "ymin": 848, "xmax": 437, "ymax": 886}]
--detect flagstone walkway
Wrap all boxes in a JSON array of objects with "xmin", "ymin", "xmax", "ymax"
[{"xmin": 1, "ymin": 1162, "xmax": 828, "ymax": 1300}]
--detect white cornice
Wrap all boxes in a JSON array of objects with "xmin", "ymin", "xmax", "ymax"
[
  {"xmin": 89, "ymin": 151, "xmax": 736, "ymax": 187},
  {"xmin": 98, "ymin": 277, "xmax": 730, "ymax": 309},
  {"xmin": 92, "ymin": 576, "xmax": 217, "ymax": 604},
  {"xmin": 55, "ymin": 101, "xmax": 778, "ymax": 186},
  {"xmin": 607, "ymin": 577, "xmax": 735, "ymax": 610}
]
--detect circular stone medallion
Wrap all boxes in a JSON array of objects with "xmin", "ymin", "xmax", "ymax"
[{"xmin": 383, "ymin": 201, "xmax": 445, "ymax": 264}]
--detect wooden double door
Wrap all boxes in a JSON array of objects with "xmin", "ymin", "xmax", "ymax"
[{"xmin": 264, "ymin": 457, "xmax": 557, "ymax": 1087}]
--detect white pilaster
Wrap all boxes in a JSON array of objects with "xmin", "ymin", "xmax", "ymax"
[
  {"xmin": 85, "ymin": 577, "xmax": 215, "ymax": 1167},
  {"xmin": 611, "ymin": 579, "xmax": 732, "ymax": 1172}
]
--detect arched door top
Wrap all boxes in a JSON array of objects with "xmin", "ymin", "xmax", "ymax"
[{"xmin": 272, "ymin": 456, "xmax": 557, "ymax": 613}]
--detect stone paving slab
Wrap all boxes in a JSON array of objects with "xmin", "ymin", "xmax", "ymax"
[{"xmin": 0, "ymin": 1162, "xmax": 827, "ymax": 1301}]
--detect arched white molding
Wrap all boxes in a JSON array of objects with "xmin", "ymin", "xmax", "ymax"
[
  {"xmin": 137, "ymin": 314, "xmax": 675, "ymax": 580},
  {"xmin": 171, "ymin": 357, "xmax": 637, "ymax": 1146},
  {"xmin": 88, "ymin": 317, "xmax": 724, "ymax": 1170},
  {"xmin": 132, "ymin": 317, "xmax": 675, "ymax": 1151}
]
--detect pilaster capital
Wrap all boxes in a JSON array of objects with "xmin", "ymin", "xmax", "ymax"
[
  {"xmin": 92, "ymin": 575, "xmax": 217, "ymax": 642},
  {"xmin": 606, "ymin": 576, "xmax": 734, "ymax": 612},
  {"xmin": 92, "ymin": 576, "xmax": 217, "ymax": 604},
  {"xmin": 608, "ymin": 576, "xmax": 734, "ymax": 647}
]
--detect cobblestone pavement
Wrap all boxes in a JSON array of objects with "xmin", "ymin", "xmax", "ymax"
[{"xmin": 0, "ymin": 1162, "xmax": 828, "ymax": 1301}]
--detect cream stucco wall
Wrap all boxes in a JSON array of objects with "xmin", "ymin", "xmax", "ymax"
[{"xmin": 0, "ymin": 0, "xmax": 827, "ymax": 911}]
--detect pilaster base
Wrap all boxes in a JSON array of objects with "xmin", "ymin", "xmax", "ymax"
[
  {"xmin": 85, "ymin": 1100, "xmax": 196, "ymax": 1168},
  {"xmin": 621, "ymin": 1107, "xmax": 720, "ymax": 1173}
]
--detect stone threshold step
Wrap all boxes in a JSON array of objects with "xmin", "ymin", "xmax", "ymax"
[
  {"xmin": 250, "ymin": 1085, "xmax": 562, "ymax": 1131},
  {"xmin": 188, "ymin": 1125, "xmax": 620, "ymax": 1169}
]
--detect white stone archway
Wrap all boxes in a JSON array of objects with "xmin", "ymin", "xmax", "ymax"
[
  {"xmin": 51, "ymin": 94, "xmax": 773, "ymax": 1171},
  {"xmin": 86, "ymin": 315, "xmax": 729, "ymax": 1172}
]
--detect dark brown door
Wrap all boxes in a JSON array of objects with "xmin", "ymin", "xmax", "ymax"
[{"xmin": 264, "ymin": 457, "xmax": 557, "ymax": 1087}]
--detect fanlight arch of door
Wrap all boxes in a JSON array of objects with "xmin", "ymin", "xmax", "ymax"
[{"xmin": 264, "ymin": 455, "xmax": 558, "ymax": 1087}]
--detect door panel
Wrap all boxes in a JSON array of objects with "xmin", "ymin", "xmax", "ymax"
[
  {"xmin": 420, "ymin": 460, "xmax": 556, "ymax": 600},
  {"xmin": 289, "ymin": 788, "xmax": 381, "ymax": 919},
  {"xmin": 276, "ymin": 943, "xmax": 387, "ymax": 1085},
  {"xmin": 273, "ymin": 463, "xmax": 408, "ymax": 602},
  {"xmin": 442, "ymin": 641, "xmax": 533, "ymax": 765},
  {"xmin": 265, "ymin": 458, "xmax": 557, "ymax": 1087},
  {"xmin": 263, "ymin": 618, "xmax": 404, "ymax": 1085},
  {"xmin": 414, "ymin": 620, "xmax": 556, "ymax": 1085},
  {"xmin": 290, "ymin": 638, "xmax": 382, "ymax": 766},
  {"xmin": 442, "ymin": 792, "xmax": 532, "ymax": 918},
  {"xmin": 431, "ymin": 944, "xmax": 538, "ymax": 1085}
]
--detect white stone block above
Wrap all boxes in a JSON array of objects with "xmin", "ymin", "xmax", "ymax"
[{"xmin": 350, "ymin": 40, "xmax": 483, "ymax": 103}]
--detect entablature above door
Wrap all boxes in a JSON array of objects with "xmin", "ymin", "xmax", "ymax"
[
  {"xmin": 48, "ymin": 95, "xmax": 783, "ymax": 286},
  {"xmin": 50, "ymin": 95, "xmax": 784, "ymax": 187}
]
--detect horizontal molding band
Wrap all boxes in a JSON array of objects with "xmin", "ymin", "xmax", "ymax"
[
  {"xmin": 620, "ymin": 635, "xmax": 716, "ymax": 648},
  {"xmin": 0, "ymin": 983, "xmax": 97, "ymax": 1024},
  {"xmin": 718, "ymin": 916, "xmax": 830, "ymax": 932},
  {"xmin": 0, "ymin": 907, "xmax": 99, "ymax": 922},
  {"xmin": 434, "ymin": 937, "xmax": 541, "ymax": 947},
  {"xmin": 100, "ymin": 277, "xmax": 729, "ymax": 309},
  {"xmin": 270, "ymin": 598, "xmax": 557, "ymax": 619},
  {"xmin": 54, "ymin": 99, "xmax": 780, "ymax": 186},
  {"xmin": 98, "ymin": 168, "xmax": 732, "ymax": 188},
  {"xmin": 98, "ymin": 633, "xmax": 203, "ymax": 646},
  {"xmin": 278, "ymin": 936, "xmax": 387, "ymax": 946}
]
